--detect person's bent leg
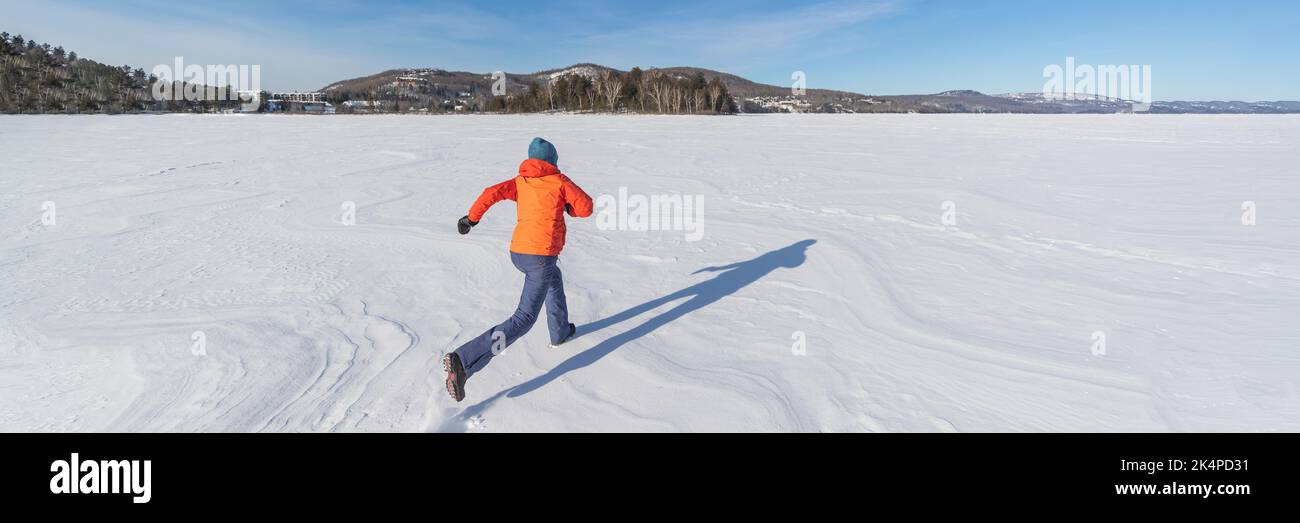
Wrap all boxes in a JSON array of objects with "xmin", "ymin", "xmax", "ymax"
[
  {"xmin": 453, "ymin": 252, "xmax": 550, "ymax": 376},
  {"xmin": 543, "ymin": 257, "xmax": 571, "ymax": 344}
]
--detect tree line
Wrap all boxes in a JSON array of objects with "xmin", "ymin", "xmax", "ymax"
[
  {"xmin": 0, "ymin": 31, "xmax": 250, "ymax": 114},
  {"xmin": 0, "ymin": 31, "xmax": 150, "ymax": 113},
  {"xmin": 485, "ymin": 68, "xmax": 737, "ymax": 114},
  {"xmin": 2, "ymin": 31, "xmax": 738, "ymax": 115}
]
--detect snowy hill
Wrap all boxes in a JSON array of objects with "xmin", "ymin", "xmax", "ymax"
[
  {"xmin": 320, "ymin": 64, "xmax": 1300, "ymax": 114},
  {"xmin": 2, "ymin": 114, "xmax": 1298, "ymax": 432},
  {"xmin": 538, "ymin": 64, "xmax": 612, "ymax": 82}
]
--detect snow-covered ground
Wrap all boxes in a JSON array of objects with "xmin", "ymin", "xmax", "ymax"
[{"xmin": 2, "ymin": 114, "xmax": 1297, "ymax": 432}]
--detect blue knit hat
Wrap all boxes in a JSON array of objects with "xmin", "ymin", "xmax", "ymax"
[{"xmin": 527, "ymin": 137, "xmax": 558, "ymax": 167}]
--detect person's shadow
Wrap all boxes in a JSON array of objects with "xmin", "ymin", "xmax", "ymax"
[{"xmin": 440, "ymin": 239, "xmax": 816, "ymax": 430}]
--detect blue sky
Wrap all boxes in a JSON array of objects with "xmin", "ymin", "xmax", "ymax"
[{"xmin": 4, "ymin": 0, "xmax": 1297, "ymax": 100}]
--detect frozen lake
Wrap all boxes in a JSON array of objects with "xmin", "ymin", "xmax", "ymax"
[{"xmin": 2, "ymin": 113, "xmax": 1297, "ymax": 432}]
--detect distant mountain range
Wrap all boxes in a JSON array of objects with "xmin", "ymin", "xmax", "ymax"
[
  {"xmin": 5, "ymin": 25, "xmax": 1296, "ymax": 116},
  {"xmin": 322, "ymin": 63, "xmax": 1300, "ymax": 114}
]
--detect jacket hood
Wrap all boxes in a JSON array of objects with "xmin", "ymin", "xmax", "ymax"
[{"xmin": 518, "ymin": 158, "xmax": 561, "ymax": 178}]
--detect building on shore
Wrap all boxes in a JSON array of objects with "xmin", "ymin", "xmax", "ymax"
[{"xmin": 266, "ymin": 92, "xmax": 335, "ymax": 113}]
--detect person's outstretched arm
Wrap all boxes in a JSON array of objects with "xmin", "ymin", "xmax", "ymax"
[
  {"xmin": 459, "ymin": 179, "xmax": 517, "ymax": 234},
  {"xmin": 560, "ymin": 175, "xmax": 593, "ymax": 218}
]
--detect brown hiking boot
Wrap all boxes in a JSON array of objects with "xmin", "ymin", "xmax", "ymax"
[{"xmin": 443, "ymin": 353, "xmax": 467, "ymax": 402}]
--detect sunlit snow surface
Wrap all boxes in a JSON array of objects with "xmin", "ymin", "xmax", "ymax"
[{"xmin": 2, "ymin": 114, "xmax": 1297, "ymax": 432}]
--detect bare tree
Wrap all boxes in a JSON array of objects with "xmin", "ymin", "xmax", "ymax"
[
  {"xmin": 584, "ymin": 77, "xmax": 598, "ymax": 110},
  {"xmin": 691, "ymin": 88, "xmax": 706, "ymax": 114},
  {"xmin": 666, "ymin": 80, "xmax": 685, "ymax": 114},
  {"xmin": 646, "ymin": 73, "xmax": 670, "ymax": 113},
  {"xmin": 707, "ymin": 78, "xmax": 724, "ymax": 113},
  {"xmin": 599, "ymin": 70, "xmax": 623, "ymax": 112}
]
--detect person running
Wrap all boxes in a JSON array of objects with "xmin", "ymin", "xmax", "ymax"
[{"xmin": 444, "ymin": 137, "xmax": 594, "ymax": 402}]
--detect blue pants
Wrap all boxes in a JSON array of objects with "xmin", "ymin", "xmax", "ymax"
[{"xmin": 454, "ymin": 252, "xmax": 570, "ymax": 377}]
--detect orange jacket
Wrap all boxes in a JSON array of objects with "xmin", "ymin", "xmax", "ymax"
[{"xmin": 468, "ymin": 158, "xmax": 593, "ymax": 256}]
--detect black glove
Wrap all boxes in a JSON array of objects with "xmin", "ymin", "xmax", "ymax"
[
  {"xmin": 457, "ymin": 215, "xmax": 478, "ymax": 235},
  {"xmin": 565, "ymin": 203, "xmax": 574, "ymax": 216}
]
